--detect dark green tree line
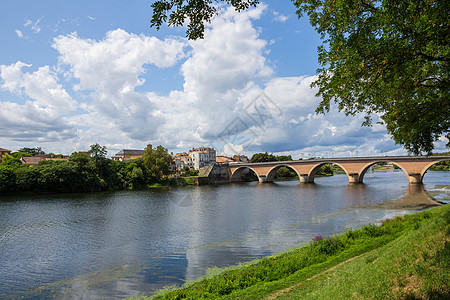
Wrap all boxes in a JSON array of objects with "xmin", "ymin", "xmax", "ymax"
[{"xmin": 0, "ymin": 144, "xmax": 174, "ymax": 195}]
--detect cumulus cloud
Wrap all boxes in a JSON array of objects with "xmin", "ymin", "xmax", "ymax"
[
  {"xmin": 0, "ymin": 61, "xmax": 31, "ymax": 93},
  {"xmin": 53, "ymin": 29, "xmax": 186, "ymax": 92},
  {"xmin": 52, "ymin": 28, "xmax": 187, "ymax": 146},
  {"xmin": 1, "ymin": 62, "xmax": 77, "ymax": 113},
  {"xmin": 0, "ymin": 61, "xmax": 78, "ymax": 145},
  {"xmin": 150, "ymin": 4, "xmax": 273, "ymax": 149}
]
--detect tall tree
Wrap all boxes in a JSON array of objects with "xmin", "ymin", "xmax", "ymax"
[
  {"xmin": 150, "ymin": 0, "xmax": 449, "ymax": 154},
  {"xmin": 89, "ymin": 143, "xmax": 107, "ymax": 163},
  {"xmin": 142, "ymin": 145, "xmax": 173, "ymax": 183}
]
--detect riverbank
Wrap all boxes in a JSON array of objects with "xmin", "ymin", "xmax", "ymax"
[{"xmin": 128, "ymin": 202, "xmax": 449, "ymax": 299}]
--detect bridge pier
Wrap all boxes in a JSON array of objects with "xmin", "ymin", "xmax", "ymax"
[
  {"xmin": 347, "ymin": 173, "xmax": 361, "ymax": 184},
  {"xmin": 258, "ymin": 175, "xmax": 268, "ymax": 183},
  {"xmin": 407, "ymin": 173, "xmax": 423, "ymax": 184},
  {"xmin": 299, "ymin": 174, "xmax": 309, "ymax": 183}
]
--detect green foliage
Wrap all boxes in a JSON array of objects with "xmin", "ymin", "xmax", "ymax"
[
  {"xmin": 150, "ymin": 0, "xmax": 259, "ymax": 39},
  {"xmin": 293, "ymin": 0, "xmax": 449, "ymax": 154},
  {"xmin": 89, "ymin": 143, "xmax": 107, "ymax": 162},
  {"xmin": 250, "ymin": 152, "xmax": 277, "ymax": 163},
  {"xmin": 316, "ymin": 163, "xmax": 333, "ymax": 176},
  {"xmin": 17, "ymin": 147, "xmax": 45, "ymax": 156},
  {"xmin": 115, "ymin": 158, "xmax": 148, "ymax": 189},
  {"xmin": 11, "ymin": 152, "xmax": 32, "ymax": 159},
  {"xmin": 274, "ymin": 166, "xmax": 297, "ymax": 179},
  {"xmin": 0, "ymin": 145, "xmax": 175, "ymax": 195},
  {"xmin": 0, "ymin": 166, "xmax": 15, "ymax": 193},
  {"xmin": 0, "ymin": 154, "xmax": 23, "ymax": 168},
  {"xmin": 250, "ymin": 152, "xmax": 294, "ymax": 163},
  {"xmin": 142, "ymin": 145, "xmax": 173, "ymax": 183}
]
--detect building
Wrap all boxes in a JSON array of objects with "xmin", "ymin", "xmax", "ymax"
[
  {"xmin": 111, "ymin": 145, "xmax": 151, "ymax": 161},
  {"xmin": 216, "ymin": 155, "xmax": 234, "ymax": 164},
  {"xmin": 216, "ymin": 155, "xmax": 249, "ymax": 164},
  {"xmin": 174, "ymin": 152, "xmax": 194, "ymax": 170},
  {"xmin": 232, "ymin": 155, "xmax": 249, "ymax": 163},
  {"xmin": 188, "ymin": 147, "xmax": 216, "ymax": 170},
  {"xmin": 0, "ymin": 148, "xmax": 12, "ymax": 162},
  {"xmin": 21, "ymin": 156, "xmax": 68, "ymax": 166}
]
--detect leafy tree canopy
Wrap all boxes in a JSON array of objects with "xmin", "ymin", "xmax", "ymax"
[
  {"xmin": 89, "ymin": 143, "xmax": 107, "ymax": 162},
  {"xmin": 250, "ymin": 152, "xmax": 293, "ymax": 163},
  {"xmin": 142, "ymin": 145, "xmax": 173, "ymax": 182},
  {"xmin": 18, "ymin": 147, "xmax": 45, "ymax": 156},
  {"xmin": 151, "ymin": 0, "xmax": 259, "ymax": 39},
  {"xmin": 150, "ymin": 0, "xmax": 449, "ymax": 154}
]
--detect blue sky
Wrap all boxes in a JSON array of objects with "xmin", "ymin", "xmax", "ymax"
[{"xmin": 0, "ymin": 1, "xmax": 447, "ymax": 157}]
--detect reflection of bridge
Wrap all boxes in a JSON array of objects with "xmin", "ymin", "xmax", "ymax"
[{"xmin": 228, "ymin": 156, "xmax": 450, "ymax": 184}]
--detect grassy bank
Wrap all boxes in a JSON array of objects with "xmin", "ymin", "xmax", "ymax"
[{"xmin": 128, "ymin": 204, "xmax": 449, "ymax": 299}]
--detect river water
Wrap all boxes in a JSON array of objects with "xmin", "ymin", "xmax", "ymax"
[{"xmin": 0, "ymin": 170, "xmax": 448, "ymax": 299}]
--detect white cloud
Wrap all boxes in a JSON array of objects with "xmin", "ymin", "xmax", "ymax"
[
  {"xmin": 15, "ymin": 29, "xmax": 24, "ymax": 39},
  {"xmin": 0, "ymin": 61, "xmax": 31, "ymax": 93},
  {"xmin": 272, "ymin": 11, "xmax": 289, "ymax": 23},
  {"xmin": 0, "ymin": 62, "xmax": 78, "ymax": 147},
  {"xmin": 24, "ymin": 18, "xmax": 42, "ymax": 33},
  {"xmin": 158, "ymin": 4, "xmax": 273, "ymax": 144},
  {"xmin": 1, "ymin": 62, "xmax": 77, "ymax": 113},
  {"xmin": 53, "ymin": 29, "xmax": 186, "ymax": 92},
  {"xmin": 52, "ymin": 28, "xmax": 187, "ymax": 144},
  {"xmin": 22, "ymin": 66, "xmax": 77, "ymax": 112}
]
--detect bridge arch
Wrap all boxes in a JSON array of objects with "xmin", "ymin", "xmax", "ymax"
[
  {"xmin": 308, "ymin": 162, "xmax": 349, "ymax": 183},
  {"xmin": 265, "ymin": 164, "xmax": 301, "ymax": 182},
  {"xmin": 420, "ymin": 158, "xmax": 450, "ymax": 182},
  {"xmin": 230, "ymin": 166, "xmax": 260, "ymax": 182},
  {"xmin": 358, "ymin": 161, "xmax": 409, "ymax": 184}
]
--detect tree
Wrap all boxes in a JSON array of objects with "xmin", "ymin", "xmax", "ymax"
[
  {"xmin": 150, "ymin": 0, "xmax": 449, "ymax": 154},
  {"xmin": 276, "ymin": 155, "xmax": 293, "ymax": 162},
  {"xmin": 89, "ymin": 143, "xmax": 107, "ymax": 162},
  {"xmin": 0, "ymin": 154, "xmax": 23, "ymax": 168},
  {"xmin": 151, "ymin": 0, "xmax": 259, "ymax": 39},
  {"xmin": 142, "ymin": 145, "xmax": 173, "ymax": 183},
  {"xmin": 250, "ymin": 152, "xmax": 277, "ymax": 163},
  {"xmin": 18, "ymin": 147, "xmax": 45, "ymax": 156}
]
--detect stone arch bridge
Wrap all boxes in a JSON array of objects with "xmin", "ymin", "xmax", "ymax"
[{"xmin": 228, "ymin": 156, "xmax": 450, "ymax": 184}]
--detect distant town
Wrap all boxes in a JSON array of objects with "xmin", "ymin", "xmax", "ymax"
[{"xmin": 0, "ymin": 145, "xmax": 247, "ymax": 171}]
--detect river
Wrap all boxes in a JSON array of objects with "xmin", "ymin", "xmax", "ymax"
[{"xmin": 0, "ymin": 170, "xmax": 448, "ymax": 299}]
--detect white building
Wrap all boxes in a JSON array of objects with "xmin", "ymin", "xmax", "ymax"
[
  {"xmin": 188, "ymin": 147, "xmax": 216, "ymax": 170},
  {"xmin": 174, "ymin": 152, "xmax": 194, "ymax": 170}
]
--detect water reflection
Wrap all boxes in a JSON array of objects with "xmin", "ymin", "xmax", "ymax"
[{"xmin": 0, "ymin": 171, "xmax": 448, "ymax": 299}]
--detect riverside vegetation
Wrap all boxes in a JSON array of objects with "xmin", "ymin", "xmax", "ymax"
[
  {"xmin": 129, "ymin": 204, "xmax": 450, "ymax": 299},
  {"xmin": 0, "ymin": 144, "xmax": 174, "ymax": 195}
]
